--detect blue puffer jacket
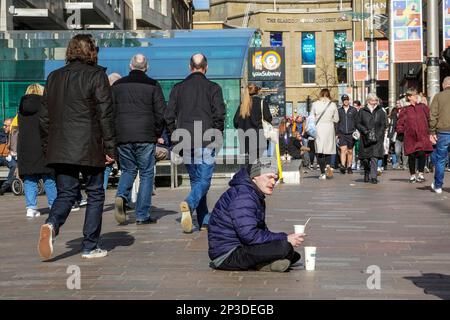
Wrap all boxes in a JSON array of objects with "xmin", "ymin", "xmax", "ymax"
[{"xmin": 208, "ymin": 168, "xmax": 288, "ymax": 260}]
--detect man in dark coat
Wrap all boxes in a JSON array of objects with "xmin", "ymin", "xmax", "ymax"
[
  {"xmin": 208, "ymin": 157, "xmax": 304, "ymax": 272},
  {"xmin": 355, "ymin": 93, "xmax": 387, "ymax": 184},
  {"xmin": 112, "ymin": 54, "xmax": 165, "ymax": 225},
  {"xmin": 38, "ymin": 34, "xmax": 115, "ymax": 261},
  {"xmin": 337, "ymin": 94, "xmax": 358, "ymax": 174},
  {"xmin": 165, "ymin": 53, "xmax": 225, "ymax": 233}
]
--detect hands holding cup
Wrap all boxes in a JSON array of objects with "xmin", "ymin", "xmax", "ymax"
[{"xmin": 288, "ymin": 232, "xmax": 305, "ymax": 247}]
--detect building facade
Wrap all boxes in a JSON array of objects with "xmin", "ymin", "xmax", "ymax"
[
  {"xmin": 0, "ymin": 0, "xmax": 194, "ymax": 31},
  {"xmin": 195, "ymin": 0, "xmax": 389, "ymax": 114}
]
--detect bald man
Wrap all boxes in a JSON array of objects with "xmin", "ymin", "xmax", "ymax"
[
  {"xmin": 429, "ymin": 76, "xmax": 450, "ymax": 194},
  {"xmin": 112, "ymin": 54, "xmax": 166, "ymax": 225},
  {"xmin": 165, "ymin": 53, "xmax": 225, "ymax": 233}
]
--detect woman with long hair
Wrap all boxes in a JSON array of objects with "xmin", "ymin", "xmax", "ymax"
[
  {"xmin": 355, "ymin": 93, "xmax": 387, "ymax": 184},
  {"xmin": 234, "ymin": 83, "xmax": 272, "ymax": 164},
  {"xmin": 310, "ymin": 88, "xmax": 339, "ymax": 179},
  {"xmin": 396, "ymin": 88, "xmax": 433, "ymax": 183},
  {"xmin": 17, "ymin": 84, "xmax": 57, "ymax": 218}
]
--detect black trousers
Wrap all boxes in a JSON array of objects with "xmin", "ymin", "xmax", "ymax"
[
  {"xmin": 317, "ymin": 154, "xmax": 331, "ymax": 174},
  {"xmin": 408, "ymin": 151, "xmax": 426, "ymax": 175},
  {"xmin": 45, "ymin": 164, "xmax": 105, "ymax": 252},
  {"xmin": 217, "ymin": 240, "xmax": 300, "ymax": 271}
]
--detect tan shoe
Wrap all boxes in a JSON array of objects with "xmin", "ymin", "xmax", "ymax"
[
  {"xmin": 38, "ymin": 224, "xmax": 54, "ymax": 260},
  {"xmin": 257, "ymin": 259, "xmax": 291, "ymax": 272},
  {"xmin": 180, "ymin": 201, "xmax": 193, "ymax": 233},
  {"xmin": 325, "ymin": 165, "xmax": 334, "ymax": 178}
]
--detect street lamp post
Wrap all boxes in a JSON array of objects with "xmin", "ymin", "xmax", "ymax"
[
  {"xmin": 388, "ymin": 0, "xmax": 397, "ymax": 111},
  {"xmin": 369, "ymin": 0, "xmax": 376, "ymax": 94},
  {"xmin": 427, "ymin": 0, "xmax": 440, "ymax": 103}
]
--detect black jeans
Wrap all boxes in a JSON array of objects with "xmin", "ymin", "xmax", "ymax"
[
  {"xmin": 408, "ymin": 151, "xmax": 426, "ymax": 175},
  {"xmin": 217, "ymin": 240, "xmax": 300, "ymax": 271},
  {"xmin": 362, "ymin": 157, "xmax": 378, "ymax": 179},
  {"xmin": 45, "ymin": 165, "xmax": 105, "ymax": 252},
  {"xmin": 317, "ymin": 154, "xmax": 331, "ymax": 174}
]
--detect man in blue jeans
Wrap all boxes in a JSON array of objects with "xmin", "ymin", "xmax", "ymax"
[
  {"xmin": 38, "ymin": 35, "xmax": 115, "ymax": 260},
  {"xmin": 166, "ymin": 53, "xmax": 225, "ymax": 233},
  {"xmin": 112, "ymin": 54, "xmax": 165, "ymax": 225},
  {"xmin": 429, "ymin": 76, "xmax": 450, "ymax": 194}
]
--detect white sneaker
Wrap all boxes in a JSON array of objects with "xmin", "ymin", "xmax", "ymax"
[
  {"xmin": 416, "ymin": 173, "xmax": 425, "ymax": 183},
  {"xmin": 431, "ymin": 182, "xmax": 443, "ymax": 194},
  {"xmin": 81, "ymin": 248, "xmax": 108, "ymax": 259},
  {"xmin": 409, "ymin": 175, "xmax": 416, "ymax": 183},
  {"xmin": 26, "ymin": 208, "xmax": 40, "ymax": 218},
  {"xmin": 79, "ymin": 199, "xmax": 87, "ymax": 207},
  {"xmin": 318, "ymin": 174, "xmax": 326, "ymax": 180}
]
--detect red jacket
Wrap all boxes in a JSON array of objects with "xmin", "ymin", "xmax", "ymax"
[{"xmin": 396, "ymin": 103, "xmax": 433, "ymax": 155}]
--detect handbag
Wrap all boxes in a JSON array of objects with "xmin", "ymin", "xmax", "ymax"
[
  {"xmin": 260, "ymin": 100, "xmax": 277, "ymax": 142},
  {"xmin": 305, "ymin": 101, "xmax": 332, "ymax": 139},
  {"xmin": 366, "ymin": 128, "xmax": 377, "ymax": 144}
]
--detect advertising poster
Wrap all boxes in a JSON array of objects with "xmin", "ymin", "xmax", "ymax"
[
  {"xmin": 391, "ymin": 0, "xmax": 423, "ymax": 63},
  {"xmin": 444, "ymin": 0, "xmax": 450, "ymax": 49},
  {"xmin": 376, "ymin": 40, "xmax": 389, "ymax": 81},
  {"xmin": 301, "ymin": 32, "xmax": 316, "ymax": 65},
  {"xmin": 353, "ymin": 41, "xmax": 368, "ymax": 82},
  {"xmin": 248, "ymin": 47, "xmax": 285, "ymax": 81}
]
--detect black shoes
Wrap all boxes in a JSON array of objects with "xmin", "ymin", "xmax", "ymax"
[
  {"xmin": 347, "ymin": 167, "xmax": 353, "ymax": 174},
  {"xmin": 370, "ymin": 178, "xmax": 378, "ymax": 184},
  {"xmin": 364, "ymin": 172, "xmax": 370, "ymax": 183},
  {"xmin": 136, "ymin": 217, "xmax": 157, "ymax": 225},
  {"xmin": 339, "ymin": 164, "xmax": 346, "ymax": 174}
]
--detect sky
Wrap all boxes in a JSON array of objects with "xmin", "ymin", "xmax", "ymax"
[{"xmin": 193, "ymin": 0, "xmax": 209, "ymax": 10}]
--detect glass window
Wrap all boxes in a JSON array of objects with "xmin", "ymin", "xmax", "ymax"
[
  {"xmin": 303, "ymin": 68, "xmax": 315, "ymax": 84},
  {"xmin": 286, "ymin": 101, "xmax": 293, "ymax": 117},
  {"xmin": 270, "ymin": 32, "xmax": 282, "ymax": 47},
  {"xmin": 296, "ymin": 102, "xmax": 308, "ymax": 117}
]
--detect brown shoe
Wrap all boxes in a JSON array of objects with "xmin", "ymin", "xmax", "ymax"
[
  {"xmin": 38, "ymin": 224, "xmax": 54, "ymax": 260},
  {"xmin": 180, "ymin": 201, "xmax": 193, "ymax": 233},
  {"xmin": 257, "ymin": 259, "xmax": 291, "ymax": 272},
  {"xmin": 114, "ymin": 197, "xmax": 127, "ymax": 224},
  {"xmin": 325, "ymin": 165, "xmax": 334, "ymax": 178}
]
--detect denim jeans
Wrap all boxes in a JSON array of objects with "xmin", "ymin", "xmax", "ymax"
[
  {"xmin": 45, "ymin": 165, "xmax": 105, "ymax": 252},
  {"xmin": 116, "ymin": 143, "xmax": 155, "ymax": 222},
  {"xmin": 0, "ymin": 156, "xmax": 17, "ymax": 190},
  {"xmin": 431, "ymin": 132, "xmax": 450, "ymax": 189},
  {"xmin": 183, "ymin": 148, "xmax": 216, "ymax": 228},
  {"xmin": 24, "ymin": 174, "xmax": 57, "ymax": 209},
  {"xmin": 103, "ymin": 165, "xmax": 113, "ymax": 190}
]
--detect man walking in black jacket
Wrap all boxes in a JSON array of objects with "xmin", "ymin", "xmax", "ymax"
[
  {"xmin": 166, "ymin": 53, "xmax": 225, "ymax": 233},
  {"xmin": 38, "ymin": 35, "xmax": 115, "ymax": 260},
  {"xmin": 112, "ymin": 54, "xmax": 165, "ymax": 225},
  {"xmin": 337, "ymin": 94, "xmax": 358, "ymax": 174}
]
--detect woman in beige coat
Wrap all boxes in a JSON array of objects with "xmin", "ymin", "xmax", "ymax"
[{"xmin": 310, "ymin": 89, "xmax": 339, "ymax": 179}]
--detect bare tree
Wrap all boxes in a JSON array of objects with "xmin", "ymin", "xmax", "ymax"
[{"xmin": 313, "ymin": 57, "xmax": 339, "ymax": 99}]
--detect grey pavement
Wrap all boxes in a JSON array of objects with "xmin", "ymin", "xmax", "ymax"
[{"xmin": 1, "ymin": 169, "xmax": 450, "ymax": 300}]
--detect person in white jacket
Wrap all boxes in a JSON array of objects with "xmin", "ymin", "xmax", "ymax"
[{"xmin": 310, "ymin": 89, "xmax": 339, "ymax": 180}]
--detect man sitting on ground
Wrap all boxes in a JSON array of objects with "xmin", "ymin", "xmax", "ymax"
[{"xmin": 208, "ymin": 157, "xmax": 305, "ymax": 272}]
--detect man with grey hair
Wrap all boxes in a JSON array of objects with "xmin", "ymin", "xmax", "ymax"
[
  {"xmin": 429, "ymin": 76, "xmax": 450, "ymax": 194},
  {"xmin": 165, "ymin": 53, "xmax": 225, "ymax": 233},
  {"xmin": 112, "ymin": 53, "xmax": 165, "ymax": 224}
]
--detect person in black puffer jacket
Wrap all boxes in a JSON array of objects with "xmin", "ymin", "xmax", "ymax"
[{"xmin": 18, "ymin": 84, "xmax": 57, "ymax": 219}]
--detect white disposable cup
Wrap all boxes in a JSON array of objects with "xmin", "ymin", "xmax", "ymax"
[
  {"xmin": 294, "ymin": 225, "xmax": 305, "ymax": 234},
  {"xmin": 304, "ymin": 246, "xmax": 317, "ymax": 271}
]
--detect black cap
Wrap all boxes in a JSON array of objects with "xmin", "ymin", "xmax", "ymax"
[{"xmin": 341, "ymin": 94, "xmax": 350, "ymax": 102}]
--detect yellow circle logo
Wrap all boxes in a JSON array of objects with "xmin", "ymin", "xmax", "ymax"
[{"xmin": 262, "ymin": 51, "xmax": 281, "ymax": 70}]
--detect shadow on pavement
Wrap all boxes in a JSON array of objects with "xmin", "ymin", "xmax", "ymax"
[
  {"xmin": 405, "ymin": 273, "xmax": 450, "ymax": 300},
  {"xmin": 45, "ymin": 231, "xmax": 135, "ymax": 262}
]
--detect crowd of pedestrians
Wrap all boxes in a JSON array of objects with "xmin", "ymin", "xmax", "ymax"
[{"xmin": 0, "ymin": 34, "xmax": 449, "ymax": 272}]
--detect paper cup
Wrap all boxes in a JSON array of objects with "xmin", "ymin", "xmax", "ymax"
[
  {"xmin": 294, "ymin": 225, "xmax": 305, "ymax": 234},
  {"xmin": 304, "ymin": 246, "xmax": 316, "ymax": 271}
]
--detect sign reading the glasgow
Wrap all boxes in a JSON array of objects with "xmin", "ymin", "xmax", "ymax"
[{"xmin": 248, "ymin": 47, "xmax": 285, "ymax": 81}]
